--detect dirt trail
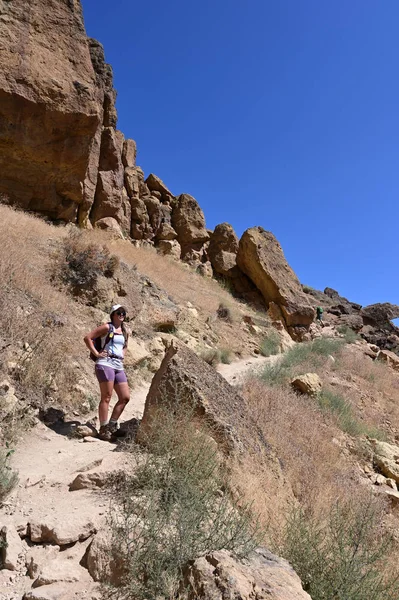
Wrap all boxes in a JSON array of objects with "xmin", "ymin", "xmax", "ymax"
[{"xmin": 0, "ymin": 354, "xmax": 275, "ymax": 599}]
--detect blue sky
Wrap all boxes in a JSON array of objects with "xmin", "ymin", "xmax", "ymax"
[{"xmin": 82, "ymin": 0, "xmax": 398, "ymax": 311}]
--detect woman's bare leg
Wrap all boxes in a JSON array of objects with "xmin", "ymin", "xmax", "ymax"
[
  {"xmin": 110, "ymin": 382, "xmax": 130, "ymax": 421},
  {"xmin": 98, "ymin": 380, "xmax": 114, "ymax": 424}
]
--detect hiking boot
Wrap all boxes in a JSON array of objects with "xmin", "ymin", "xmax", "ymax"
[
  {"xmin": 98, "ymin": 424, "xmax": 113, "ymax": 442},
  {"xmin": 108, "ymin": 422, "xmax": 126, "ymax": 439}
]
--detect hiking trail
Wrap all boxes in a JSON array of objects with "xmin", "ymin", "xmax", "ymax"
[{"xmin": 0, "ymin": 354, "xmax": 276, "ymax": 600}]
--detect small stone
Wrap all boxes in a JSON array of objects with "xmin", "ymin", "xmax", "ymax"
[{"xmin": 75, "ymin": 424, "xmax": 97, "ymax": 438}]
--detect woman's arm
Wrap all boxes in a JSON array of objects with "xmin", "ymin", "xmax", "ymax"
[{"xmin": 83, "ymin": 323, "xmax": 109, "ymax": 359}]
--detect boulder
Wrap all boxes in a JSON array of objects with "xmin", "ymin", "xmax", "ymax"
[
  {"xmin": 87, "ymin": 529, "xmax": 125, "ymax": 585},
  {"xmin": 208, "ymin": 223, "xmax": 241, "ymax": 278},
  {"xmin": 145, "ymin": 173, "xmax": 173, "ymax": 199},
  {"xmin": 155, "ymin": 222, "xmax": 178, "ymax": 241},
  {"xmin": 26, "ymin": 545, "xmax": 60, "ymax": 579},
  {"xmin": 236, "ymin": 228, "xmax": 314, "ymax": 327},
  {"xmin": 122, "ymin": 138, "xmax": 137, "ymax": 168},
  {"xmin": 94, "ymin": 217, "xmax": 124, "ymax": 238},
  {"xmin": 172, "ymin": 194, "xmax": 209, "ymax": 248},
  {"xmin": 377, "ymin": 349, "xmax": 399, "ymax": 371},
  {"xmin": 0, "ymin": 380, "xmax": 19, "ymax": 420},
  {"xmin": 157, "ymin": 239, "xmax": 181, "ymax": 260},
  {"xmin": 183, "ymin": 548, "xmax": 312, "ymax": 600},
  {"xmin": 0, "ymin": 522, "xmax": 24, "ymax": 570},
  {"xmin": 338, "ymin": 314, "xmax": 364, "ymax": 332},
  {"xmin": 33, "ymin": 557, "xmax": 91, "ymax": 587},
  {"xmin": 138, "ymin": 343, "xmax": 247, "ymax": 453},
  {"xmin": 291, "ymin": 373, "xmax": 322, "ymax": 396},
  {"xmin": 69, "ymin": 453, "xmax": 130, "ymax": 491},
  {"xmin": 0, "ymin": 0, "xmax": 106, "ymax": 223},
  {"xmin": 29, "ymin": 517, "xmax": 97, "ymax": 545},
  {"xmin": 371, "ymin": 440, "xmax": 399, "ymax": 483}
]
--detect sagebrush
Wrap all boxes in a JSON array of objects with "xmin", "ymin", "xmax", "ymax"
[
  {"xmin": 280, "ymin": 497, "xmax": 399, "ymax": 600},
  {"xmin": 107, "ymin": 399, "xmax": 260, "ymax": 599},
  {"xmin": 52, "ymin": 229, "xmax": 119, "ymax": 294}
]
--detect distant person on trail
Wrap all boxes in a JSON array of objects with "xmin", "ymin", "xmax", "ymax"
[
  {"xmin": 84, "ymin": 304, "xmax": 130, "ymax": 442},
  {"xmin": 316, "ymin": 306, "xmax": 324, "ymax": 324}
]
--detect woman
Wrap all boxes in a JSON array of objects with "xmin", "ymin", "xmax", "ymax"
[{"xmin": 84, "ymin": 304, "xmax": 130, "ymax": 441}]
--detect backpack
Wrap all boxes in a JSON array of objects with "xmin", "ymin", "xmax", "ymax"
[{"xmin": 89, "ymin": 323, "xmax": 115, "ymax": 362}]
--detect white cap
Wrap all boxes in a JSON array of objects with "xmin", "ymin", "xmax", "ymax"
[{"xmin": 110, "ymin": 304, "xmax": 126, "ymax": 315}]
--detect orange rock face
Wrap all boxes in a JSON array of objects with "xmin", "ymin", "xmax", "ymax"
[{"xmin": 0, "ymin": 0, "xmax": 106, "ymax": 222}]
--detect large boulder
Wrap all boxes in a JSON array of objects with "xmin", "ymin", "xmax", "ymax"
[
  {"xmin": 208, "ymin": 222, "xmax": 240, "ymax": 277},
  {"xmin": 0, "ymin": 1, "xmax": 110, "ymax": 223},
  {"xmin": 171, "ymin": 194, "xmax": 209, "ymax": 250},
  {"xmin": 138, "ymin": 343, "xmax": 247, "ymax": 453},
  {"xmin": 183, "ymin": 548, "xmax": 312, "ymax": 600},
  {"xmin": 236, "ymin": 228, "xmax": 314, "ymax": 327},
  {"xmin": 145, "ymin": 173, "xmax": 173, "ymax": 200}
]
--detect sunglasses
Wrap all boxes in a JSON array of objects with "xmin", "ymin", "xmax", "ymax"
[{"xmin": 116, "ymin": 311, "xmax": 126, "ymax": 317}]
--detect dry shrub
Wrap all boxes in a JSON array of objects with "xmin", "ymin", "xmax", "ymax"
[
  {"xmin": 240, "ymin": 378, "xmax": 353, "ymax": 519},
  {"xmin": 52, "ymin": 229, "xmax": 119, "ymax": 295},
  {"xmin": 107, "ymin": 398, "xmax": 260, "ymax": 600},
  {"xmin": 330, "ymin": 347, "xmax": 399, "ymax": 439}
]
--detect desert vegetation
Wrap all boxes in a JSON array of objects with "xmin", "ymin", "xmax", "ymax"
[{"xmin": 107, "ymin": 399, "xmax": 260, "ymax": 599}]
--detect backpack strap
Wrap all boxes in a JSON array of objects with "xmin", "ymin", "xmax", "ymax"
[{"xmin": 101, "ymin": 323, "xmax": 115, "ymax": 352}]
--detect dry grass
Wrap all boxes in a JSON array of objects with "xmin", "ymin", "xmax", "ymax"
[
  {"xmin": 108, "ymin": 239, "xmax": 245, "ymax": 320},
  {"xmin": 231, "ymin": 377, "xmax": 358, "ymax": 544},
  {"xmin": 0, "ymin": 206, "xmax": 100, "ymax": 437}
]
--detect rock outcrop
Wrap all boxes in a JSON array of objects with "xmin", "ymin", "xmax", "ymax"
[
  {"xmin": 183, "ymin": 548, "xmax": 312, "ymax": 600},
  {"xmin": 304, "ymin": 286, "xmax": 399, "ymax": 354},
  {"xmin": 0, "ymin": 1, "xmax": 103, "ymax": 223},
  {"xmin": 237, "ymin": 227, "xmax": 314, "ymax": 330}
]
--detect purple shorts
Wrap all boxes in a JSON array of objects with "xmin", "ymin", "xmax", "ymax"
[{"xmin": 95, "ymin": 365, "xmax": 127, "ymax": 385}]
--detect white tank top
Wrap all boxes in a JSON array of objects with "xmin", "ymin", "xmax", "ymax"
[{"xmin": 95, "ymin": 327, "xmax": 125, "ymax": 370}]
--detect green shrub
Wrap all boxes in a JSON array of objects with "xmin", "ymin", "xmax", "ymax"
[
  {"xmin": 280, "ymin": 498, "xmax": 399, "ymax": 600},
  {"xmin": 317, "ymin": 390, "xmax": 385, "ymax": 439},
  {"xmin": 261, "ymin": 338, "xmax": 343, "ymax": 385},
  {"xmin": 0, "ymin": 447, "xmax": 18, "ymax": 502},
  {"xmin": 337, "ymin": 325, "xmax": 359, "ymax": 344},
  {"xmin": 219, "ymin": 347, "xmax": 233, "ymax": 364},
  {"xmin": 107, "ymin": 400, "xmax": 260, "ymax": 600},
  {"xmin": 260, "ymin": 330, "xmax": 280, "ymax": 357}
]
